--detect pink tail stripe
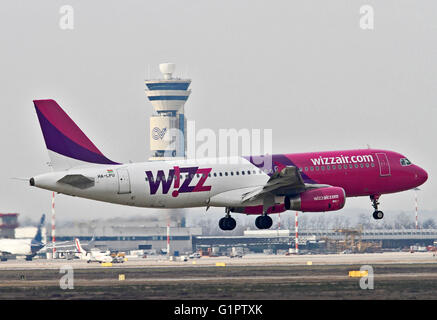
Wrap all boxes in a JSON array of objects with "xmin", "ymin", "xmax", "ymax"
[{"xmin": 34, "ymin": 99, "xmax": 103, "ymax": 156}]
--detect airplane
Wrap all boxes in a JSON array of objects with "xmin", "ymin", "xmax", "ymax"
[
  {"xmin": 28, "ymin": 99, "xmax": 428, "ymax": 231},
  {"xmin": 0, "ymin": 214, "xmax": 46, "ymax": 261},
  {"xmin": 39, "ymin": 235, "xmax": 96, "ymax": 257},
  {"xmin": 74, "ymin": 238, "xmax": 113, "ymax": 263}
]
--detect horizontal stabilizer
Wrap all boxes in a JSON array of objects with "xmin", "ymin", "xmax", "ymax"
[
  {"xmin": 57, "ymin": 174, "xmax": 95, "ymax": 189},
  {"xmin": 10, "ymin": 177, "xmax": 30, "ymax": 181}
]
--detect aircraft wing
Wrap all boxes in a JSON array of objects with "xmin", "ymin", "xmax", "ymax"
[
  {"xmin": 44, "ymin": 242, "xmax": 76, "ymax": 249},
  {"xmin": 241, "ymin": 166, "xmax": 328, "ymax": 203}
]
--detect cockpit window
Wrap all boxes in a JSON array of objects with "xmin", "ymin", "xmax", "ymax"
[{"xmin": 400, "ymin": 158, "xmax": 412, "ymax": 166}]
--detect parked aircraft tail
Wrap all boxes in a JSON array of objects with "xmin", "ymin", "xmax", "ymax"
[{"xmin": 33, "ymin": 214, "xmax": 45, "ymax": 243}]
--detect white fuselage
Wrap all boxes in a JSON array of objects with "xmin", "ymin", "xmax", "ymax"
[
  {"xmin": 32, "ymin": 157, "xmax": 275, "ymax": 209},
  {"xmin": 0, "ymin": 239, "xmax": 33, "ymax": 255},
  {"xmin": 78, "ymin": 250, "xmax": 112, "ymax": 263}
]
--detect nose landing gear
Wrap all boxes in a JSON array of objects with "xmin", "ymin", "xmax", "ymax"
[
  {"xmin": 371, "ymin": 195, "xmax": 384, "ymax": 220},
  {"xmin": 373, "ymin": 210, "xmax": 384, "ymax": 219}
]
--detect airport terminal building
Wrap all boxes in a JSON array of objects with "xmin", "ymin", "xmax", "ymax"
[
  {"xmin": 9, "ymin": 214, "xmax": 437, "ymax": 256},
  {"xmin": 192, "ymin": 228, "xmax": 437, "ymax": 254},
  {"xmin": 53, "ymin": 218, "xmax": 202, "ymax": 255},
  {"xmin": 53, "ymin": 222, "xmax": 437, "ymax": 255}
]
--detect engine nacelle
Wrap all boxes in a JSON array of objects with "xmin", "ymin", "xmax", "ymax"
[{"xmin": 285, "ymin": 187, "xmax": 346, "ymax": 212}]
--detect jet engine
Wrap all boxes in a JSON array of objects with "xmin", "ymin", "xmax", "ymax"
[{"xmin": 284, "ymin": 187, "xmax": 346, "ymax": 212}]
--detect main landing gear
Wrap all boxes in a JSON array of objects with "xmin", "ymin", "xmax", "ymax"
[
  {"xmin": 219, "ymin": 208, "xmax": 273, "ymax": 230},
  {"xmin": 371, "ymin": 195, "xmax": 384, "ymax": 220},
  {"xmin": 219, "ymin": 208, "xmax": 236, "ymax": 231},
  {"xmin": 255, "ymin": 214, "xmax": 273, "ymax": 229}
]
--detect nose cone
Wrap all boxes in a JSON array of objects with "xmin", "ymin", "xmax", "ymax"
[{"xmin": 415, "ymin": 166, "xmax": 428, "ymax": 186}]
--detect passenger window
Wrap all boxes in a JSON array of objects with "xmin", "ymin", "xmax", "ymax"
[
  {"xmin": 247, "ymin": 170, "xmax": 251, "ymax": 175},
  {"xmin": 225, "ymin": 172, "xmax": 228, "ymax": 176},
  {"xmin": 338, "ymin": 165, "xmax": 342, "ymax": 169},
  {"xmin": 219, "ymin": 172, "xmax": 223, "ymax": 176},
  {"xmin": 371, "ymin": 163, "xmax": 375, "ymax": 167},
  {"xmin": 321, "ymin": 166, "xmax": 325, "ymax": 171},
  {"xmin": 236, "ymin": 171, "xmax": 239, "ymax": 175},
  {"xmin": 310, "ymin": 167, "xmax": 314, "ymax": 171},
  {"xmin": 231, "ymin": 172, "xmax": 234, "ymax": 176},
  {"xmin": 365, "ymin": 163, "xmax": 369, "ymax": 168},
  {"xmin": 241, "ymin": 171, "xmax": 245, "ymax": 175},
  {"xmin": 327, "ymin": 165, "xmax": 330, "ymax": 170},
  {"xmin": 360, "ymin": 164, "xmax": 364, "ymax": 168},
  {"xmin": 315, "ymin": 166, "xmax": 320, "ymax": 171},
  {"xmin": 343, "ymin": 165, "xmax": 347, "ymax": 169},
  {"xmin": 214, "ymin": 173, "xmax": 217, "ymax": 177},
  {"xmin": 304, "ymin": 167, "xmax": 308, "ymax": 171},
  {"xmin": 349, "ymin": 164, "xmax": 353, "ymax": 169},
  {"xmin": 354, "ymin": 164, "xmax": 358, "ymax": 168}
]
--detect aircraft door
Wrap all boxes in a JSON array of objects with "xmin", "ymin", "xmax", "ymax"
[
  {"xmin": 117, "ymin": 168, "xmax": 131, "ymax": 194},
  {"xmin": 375, "ymin": 153, "xmax": 391, "ymax": 177}
]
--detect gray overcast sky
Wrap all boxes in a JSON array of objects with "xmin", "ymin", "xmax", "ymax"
[{"xmin": 0, "ymin": 1, "xmax": 436, "ymax": 223}]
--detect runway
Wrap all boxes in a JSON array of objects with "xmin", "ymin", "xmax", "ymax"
[
  {"xmin": 1, "ymin": 252, "xmax": 437, "ymax": 299},
  {"xmin": 1, "ymin": 251, "xmax": 436, "ymax": 270}
]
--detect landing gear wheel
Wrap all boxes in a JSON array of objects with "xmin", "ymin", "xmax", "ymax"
[
  {"xmin": 219, "ymin": 217, "xmax": 226, "ymax": 230},
  {"xmin": 370, "ymin": 195, "xmax": 384, "ymax": 220},
  {"xmin": 373, "ymin": 210, "xmax": 384, "ymax": 220},
  {"xmin": 255, "ymin": 215, "xmax": 273, "ymax": 229},
  {"xmin": 225, "ymin": 217, "xmax": 236, "ymax": 230},
  {"xmin": 219, "ymin": 217, "xmax": 236, "ymax": 231},
  {"xmin": 255, "ymin": 216, "xmax": 263, "ymax": 229}
]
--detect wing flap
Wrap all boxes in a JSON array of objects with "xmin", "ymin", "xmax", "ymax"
[{"xmin": 242, "ymin": 166, "xmax": 306, "ymax": 203}]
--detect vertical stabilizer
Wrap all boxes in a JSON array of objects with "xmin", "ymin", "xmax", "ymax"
[{"xmin": 33, "ymin": 99, "xmax": 119, "ymax": 171}]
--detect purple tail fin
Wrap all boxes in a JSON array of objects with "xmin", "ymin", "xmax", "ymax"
[{"xmin": 33, "ymin": 99, "xmax": 118, "ymax": 169}]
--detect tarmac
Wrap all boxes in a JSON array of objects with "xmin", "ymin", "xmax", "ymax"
[
  {"xmin": 1, "ymin": 251, "xmax": 436, "ymax": 270},
  {"xmin": 1, "ymin": 252, "xmax": 437, "ymax": 299}
]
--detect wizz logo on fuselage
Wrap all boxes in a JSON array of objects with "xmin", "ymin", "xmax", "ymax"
[{"xmin": 145, "ymin": 166, "xmax": 212, "ymax": 198}]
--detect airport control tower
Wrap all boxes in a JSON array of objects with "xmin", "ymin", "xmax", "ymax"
[{"xmin": 145, "ymin": 63, "xmax": 191, "ymax": 161}]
